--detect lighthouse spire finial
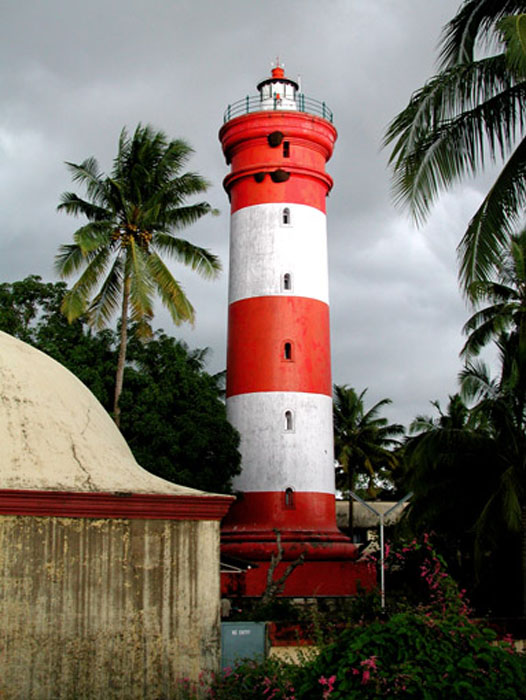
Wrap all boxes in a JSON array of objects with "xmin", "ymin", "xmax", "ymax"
[{"xmin": 271, "ymin": 57, "xmax": 285, "ymax": 79}]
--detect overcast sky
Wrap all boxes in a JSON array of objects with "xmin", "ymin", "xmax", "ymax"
[{"xmin": 1, "ymin": 0, "xmax": 498, "ymax": 428}]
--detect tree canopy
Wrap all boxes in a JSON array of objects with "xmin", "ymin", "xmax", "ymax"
[
  {"xmin": 0, "ymin": 276, "xmax": 240, "ymax": 494},
  {"xmin": 56, "ymin": 124, "xmax": 220, "ymax": 425},
  {"xmin": 384, "ymin": 1, "xmax": 526, "ymax": 295},
  {"xmin": 333, "ymin": 385, "xmax": 403, "ymax": 537}
]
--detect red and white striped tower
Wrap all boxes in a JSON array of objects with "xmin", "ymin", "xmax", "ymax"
[{"xmin": 219, "ymin": 64, "xmax": 374, "ymax": 597}]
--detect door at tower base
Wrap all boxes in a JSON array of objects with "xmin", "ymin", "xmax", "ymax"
[{"xmin": 221, "ymin": 559, "xmax": 376, "ymax": 598}]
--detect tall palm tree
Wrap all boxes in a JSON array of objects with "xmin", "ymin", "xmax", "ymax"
[
  {"xmin": 404, "ymin": 394, "xmax": 492, "ymax": 540},
  {"xmin": 333, "ymin": 385, "xmax": 404, "ymax": 539},
  {"xmin": 56, "ymin": 124, "xmax": 220, "ymax": 426},
  {"xmin": 462, "ymin": 228, "xmax": 526, "ymax": 357},
  {"xmin": 460, "ymin": 336, "xmax": 526, "ymax": 615},
  {"xmin": 384, "ymin": 1, "xmax": 526, "ymax": 296}
]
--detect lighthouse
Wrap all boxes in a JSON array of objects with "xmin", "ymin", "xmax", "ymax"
[{"xmin": 219, "ymin": 64, "xmax": 374, "ymax": 597}]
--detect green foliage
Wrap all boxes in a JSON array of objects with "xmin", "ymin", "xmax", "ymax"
[
  {"xmin": 119, "ymin": 331, "xmax": 240, "ymax": 492},
  {"xmin": 0, "ymin": 276, "xmax": 240, "ymax": 493},
  {"xmin": 206, "ymin": 658, "xmax": 298, "ymax": 700},
  {"xmin": 499, "ymin": 13, "xmax": 526, "ymax": 78},
  {"xmin": 0, "ymin": 276, "xmax": 116, "ymax": 405},
  {"xmin": 296, "ymin": 611, "xmax": 524, "ymax": 698},
  {"xmin": 402, "ymin": 389, "xmax": 525, "ymax": 615},
  {"xmin": 462, "ymin": 228, "xmax": 526, "ymax": 358},
  {"xmin": 202, "ymin": 539, "xmax": 526, "ymax": 700},
  {"xmin": 56, "ymin": 123, "xmax": 220, "ymax": 423},
  {"xmin": 56, "ymin": 124, "xmax": 219, "ymax": 330},
  {"xmin": 229, "ymin": 598, "xmax": 302, "ymax": 623},
  {"xmin": 384, "ymin": 0, "xmax": 526, "ymax": 294},
  {"xmin": 333, "ymin": 385, "xmax": 403, "ymax": 498},
  {"xmin": 296, "ymin": 539, "xmax": 525, "ymax": 698}
]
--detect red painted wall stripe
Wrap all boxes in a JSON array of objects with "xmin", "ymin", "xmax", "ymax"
[
  {"xmin": 227, "ymin": 296, "xmax": 331, "ymax": 397},
  {"xmin": 226, "ymin": 171, "xmax": 330, "ymax": 213},
  {"xmin": 219, "ymin": 112, "xmax": 337, "ymax": 165},
  {"xmin": 220, "ymin": 111, "xmax": 337, "ymax": 215},
  {"xmin": 221, "ymin": 491, "xmax": 338, "ymax": 533},
  {"xmin": 0, "ymin": 489, "xmax": 233, "ymax": 521},
  {"xmin": 221, "ymin": 560, "xmax": 374, "ymax": 597}
]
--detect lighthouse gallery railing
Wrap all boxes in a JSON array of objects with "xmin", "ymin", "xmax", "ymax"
[{"xmin": 223, "ymin": 94, "xmax": 334, "ymax": 123}]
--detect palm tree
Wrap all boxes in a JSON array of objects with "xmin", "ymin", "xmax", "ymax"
[
  {"xmin": 56, "ymin": 124, "xmax": 220, "ymax": 426},
  {"xmin": 460, "ymin": 337, "xmax": 526, "ymax": 615},
  {"xmin": 333, "ymin": 385, "xmax": 404, "ymax": 539},
  {"xmin": 462, "ymin": 228, "xmax": 526, "ymax": 358},
  {"xmin": 403, "ymin": 394, "xmax": 493, "ymax": 541},
  {"xmin": 384, "ymin": 1, "xmax": 526, "ymax": 296}
]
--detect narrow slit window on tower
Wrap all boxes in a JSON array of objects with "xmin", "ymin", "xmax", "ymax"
[
  {"xmin": 283, "ymin": 342, "xmax": 292, "ymax": 360},
  {"xmin": 282, "ymin": 207, "xmax": 291, "ymax": 225},
  {"xmin": 283, "ymin": 273, "xmax": 292, "ymax": 291},
  {"xmin": 284, "ymin": 487, "xmax": 295, "ymax": 508},
  {"xmin": 284, "ymin": 410, "xmax": 294, "ymax": 432},
  {"xmin": 283, "ymin": 141, "xmax": 290, "ymax": 158}
]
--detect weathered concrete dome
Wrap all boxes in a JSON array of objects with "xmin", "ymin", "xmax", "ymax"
[{"xmin": 0, "ymin": 330, "xmax": 203, "ymax": 495}]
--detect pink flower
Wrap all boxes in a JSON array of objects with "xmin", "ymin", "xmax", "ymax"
[
  {"xmin": 361, "ymin": 655, "xmax": 378, "ymax": 670},
  {"xmin": 361, "ymin": 669, "xmax": 370, "ymax": 685},
  {"xmin": 319, "ymin": 674, "xmax": 336, "ymax": 698}
]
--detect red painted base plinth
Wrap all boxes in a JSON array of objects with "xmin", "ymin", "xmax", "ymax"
[
  {"xmin": 221, "ymin": 533, "xmax": 358, "ymax": 561},
  {"xmin": 221, "ymin": 558, "xmax": 375, "ymax": 598}
]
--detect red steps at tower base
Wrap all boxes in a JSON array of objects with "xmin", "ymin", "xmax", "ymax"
[{"xmin": 221, "ymin": 558, "xmax": 375, "ymax": 598}]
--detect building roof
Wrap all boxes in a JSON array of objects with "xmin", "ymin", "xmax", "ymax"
[
  {"xmin": 336, "ymin": 500, "xmax": 408, "ymax": 529},
  {"xmin": 0, "ymin": 331, "xmax": 212, "ymax": 497}
]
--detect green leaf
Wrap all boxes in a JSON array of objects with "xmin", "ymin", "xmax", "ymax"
[{"xmin": 499, "ymin": 14, "xmax": 526, "ymax": 78}]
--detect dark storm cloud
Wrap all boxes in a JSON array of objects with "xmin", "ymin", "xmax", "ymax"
[{"xmin": 1, "ymin": 0, "xmax": 488, "ymax": 425}]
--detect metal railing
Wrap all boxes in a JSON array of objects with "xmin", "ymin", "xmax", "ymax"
[{"xmin": 223, "ymin": 94, "xmax": 334, "ymax": 123}]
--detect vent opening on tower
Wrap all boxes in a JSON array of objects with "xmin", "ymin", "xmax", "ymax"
[
  {"xmin": 284, "ymin": 410, "xmax": 294, "ymax": 432},
  {"xmin": 267, "ymin": 131, "xmax": 284, "ymax": 147},
  {"xmin": 254, "ymin": 172, "xmax": 266, "ymax": 183},
  {"xmin": 271, "ymin": 169, "xmax": 290, "ymax": 183},
  {"xmin": 283, "ymin": 141, "xmax": 290, "ymax": 158},
  {"xmin": 282, "ymin": 207, "xmax": 291, "ymax": 225},
  {"xmin": 282, "ymin": 273, "xmax": 292, "ymax": 291},
  {"xmin": 283, "ymin": 342, "xmax": 293, "ymax": 361},
  {"xmin": 284, "ymin": 488, "xmax": 295, "ymax": 508}
]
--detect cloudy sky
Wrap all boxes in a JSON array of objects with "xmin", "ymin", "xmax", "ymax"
[{"xmin": 1, "ymin": 0, "xmax": 497, "ymax": 427}]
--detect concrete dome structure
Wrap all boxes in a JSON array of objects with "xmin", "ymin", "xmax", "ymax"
[
  {"xmin": 0, "ymin": 330, "xmax": 202, "ymax": 495},
  {"xmin": 0, "ymin": 330, "xmax": 232, "ymax": 698}
]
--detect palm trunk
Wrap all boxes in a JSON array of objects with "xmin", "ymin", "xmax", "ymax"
[
  {"xmin": 521, "ymin": 503, "xmax": 526, "ymax": 617},
  {"xmin": 113, "ymin": 277, "xmax": 130, "ymax": 428},
  {"xmin": 348, "ymin": 465, "xmax": 355, "ymax": 541}
]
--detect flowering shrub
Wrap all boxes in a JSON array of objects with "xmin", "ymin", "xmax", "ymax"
[
  {"xmin": 187, "ymin": 537, "xmax": 526, "ymax": 699},
  {"xmin": 294, "ymin": 537, "xmax": 526, "ymax": 698},
  {"xmin": 203, "ymin": 657, "xmax": 298, "ymax": 699}
]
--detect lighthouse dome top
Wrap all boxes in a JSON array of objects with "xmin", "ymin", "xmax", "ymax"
[
  {"xmin": 256, "ymin": 64, "xmax": 299, "ymax": 110},
  {"xmin": 223, "ymin": 64, "xmax": 334, "ymax": 124}
]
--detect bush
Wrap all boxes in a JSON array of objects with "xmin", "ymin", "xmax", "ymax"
[
  {"xmin": 190, "ymin": 538, "xmax": 526, "ymax": 699},
  {"xmin": 295, "ymin": 611, "xmax": 525, "ymax": 698}
]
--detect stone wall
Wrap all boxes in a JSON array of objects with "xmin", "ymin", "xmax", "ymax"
[{"xmin": 0, "ymin": 515, "xmax": 220, "ymax": 699}]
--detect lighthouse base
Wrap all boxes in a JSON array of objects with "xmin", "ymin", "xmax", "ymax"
[
  {"xmin": 220, "ymin": 492, "xmax": 375, "ymax": 597},
  {"xmin": 221, "ymin": 557, "xmax": 375, "ymax": 598}
]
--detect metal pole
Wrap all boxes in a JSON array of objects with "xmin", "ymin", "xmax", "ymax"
[
  {"xmin": 349, "ymin": 491, "xmax": 412, "ymax": 609},
  {"xmin": 379, "ymin": 512, "xmax": 385, "ymax": 609}
]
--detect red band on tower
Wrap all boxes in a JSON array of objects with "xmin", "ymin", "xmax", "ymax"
[{"xmin": 227, "ymin": 296, "xmax": 331, "ymax": 397}]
